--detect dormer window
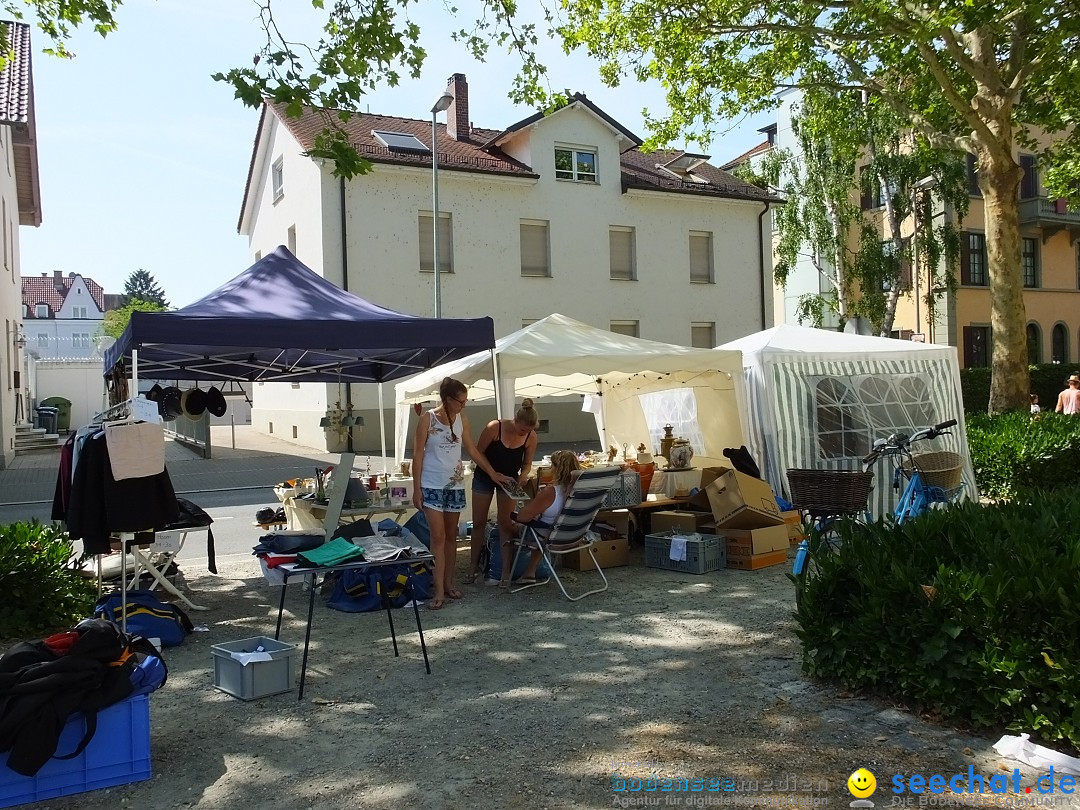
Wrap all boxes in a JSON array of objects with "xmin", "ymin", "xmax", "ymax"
[
  {"xmin": 35, "ymin": 303, "xmax": 49, "ymax": 318},
  {"xmin": 555, "ymin": 146, "xmax": 597, "ymax": 182}
]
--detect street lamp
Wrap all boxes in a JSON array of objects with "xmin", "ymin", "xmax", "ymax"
[
  {"xmin": 431, "ymin": 88, "xmax": 454, "ymax": 318},
  {"xmin": 911, "ymin": 176, "xmax": 939, "ymax": 338}
]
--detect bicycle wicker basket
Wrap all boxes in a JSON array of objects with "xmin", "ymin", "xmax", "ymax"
[
  {"xmin": 786, "ymin": 468, "xmax": 873, "ymax": 513},
  {"xmin": 901, "ymin": 451, "xmax": 963, "ymax": 490}
]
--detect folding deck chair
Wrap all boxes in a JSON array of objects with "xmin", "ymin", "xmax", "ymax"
[{"xmin": 509, "ymin": 466, "xmax": 621, "ymax": 601}]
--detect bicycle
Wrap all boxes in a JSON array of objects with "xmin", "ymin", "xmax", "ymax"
[{"xmin": 789, "ymin": 419, "xmax": 963, "ymax": 610}]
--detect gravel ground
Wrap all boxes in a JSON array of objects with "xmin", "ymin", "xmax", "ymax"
[{"xmin": 26, "ymin": 543, "xmax": 1078, "ymax": 810}]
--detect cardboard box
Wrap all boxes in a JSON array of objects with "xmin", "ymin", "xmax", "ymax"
[
  {"xmin": 562, "ymin": 537, "xmax": 630, "ymax": 570},
  {"xmin": 650, "ymin": 510, "xmax": 712, "ymax": 535},
  {"xmin": 725, "ymin": 549, "xmax": 787, "ymax": 570},
  {"xmin": 724, "ymin": 525, "xmax": 789, "ymax": 557},
  {"xmin": 701, "ymin": 467, "xmax": 783, "ymax": 529},
  {"xmin": 594, "ymin": 509, "xmax": 634, "ymax": 540},
  {"xmin": 689, "ymin": 467, "xmax": 728, "ymax": 510},
  {"xmin": 780, "ymin": 509, "xmax": 808, "ymax": 543}
]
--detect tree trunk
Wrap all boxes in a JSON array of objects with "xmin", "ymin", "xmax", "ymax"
[
  {"xmin": 826, "ymin": 202, "xmax": 848, "ymax": 317},
  {"xmin": 979, "ymin": 149, "xmax": 1027, "ymax": 414}
]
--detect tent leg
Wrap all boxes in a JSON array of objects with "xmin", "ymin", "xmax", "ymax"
[{"xmin": 378, "ymin": 383, "xmax": 388, "ymax": 477}]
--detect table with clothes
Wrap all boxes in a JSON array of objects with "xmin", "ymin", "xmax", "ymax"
[{"xmin": 252, "ymin": 519, "xmax": 434, "ymax": 699}]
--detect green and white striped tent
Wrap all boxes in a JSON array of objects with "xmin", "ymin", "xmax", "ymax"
[{"xmin": 718, "ymin": 325, "xmax": 977, "ymax": 518}]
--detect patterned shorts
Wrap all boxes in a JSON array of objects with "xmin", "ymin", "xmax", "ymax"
[{"xmin": 421, "ymin": 487, "xmax": 466, "ymax": 513}]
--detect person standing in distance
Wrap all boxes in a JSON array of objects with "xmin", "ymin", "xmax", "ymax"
[
  {"xmin": 466, "ymin": 398, "xmax": 539, "ymax": 584},
  {"xmin": 412, "ymin": 377, "xmax": 510, "ymax": 609},
  {"xmin": 1055, "ymin": 374, "xmax": 1080, "ymax": 415}
]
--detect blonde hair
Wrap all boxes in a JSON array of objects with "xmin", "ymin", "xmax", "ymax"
[
  {"xmin": 549, "ymin": 450, "xmax": 580, "ymax": 488},
  {"xmin": 515, "ymin": 398, "xmax": 538, "ymax": 429}
]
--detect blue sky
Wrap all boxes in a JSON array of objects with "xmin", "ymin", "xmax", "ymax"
[{"xmin": 20, "ymin": 0, "xmax": 770, "ymax": 308}]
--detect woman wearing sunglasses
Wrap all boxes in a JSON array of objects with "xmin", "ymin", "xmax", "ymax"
[{"xmin": 411, "ymin": 377, "xmax": 510, "ymax": 609}]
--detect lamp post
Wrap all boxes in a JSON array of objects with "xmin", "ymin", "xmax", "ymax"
[
  {"xmin": 431, "ymin": 88, "xmax": 454, "ymax": 318},
  {"xmin": 911, "ymin": 175, "xmax": 938, "ymax": 337}
]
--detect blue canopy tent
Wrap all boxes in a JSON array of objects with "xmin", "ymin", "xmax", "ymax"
[{"xmin": 103, "ymin": 246, "xmax": 495, "ymax": 385}]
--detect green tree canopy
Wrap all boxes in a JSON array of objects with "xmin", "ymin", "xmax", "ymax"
[
  {"xmin": 122, "ymin": 269, "xmax": 168, "ymax": 308},
  {"xmin": 99, "ymin": 299, "xmax": 167, "ymax": 340}
]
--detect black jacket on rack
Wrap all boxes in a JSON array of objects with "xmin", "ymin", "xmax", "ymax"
[{"xmin": 56, "ymin": 431, "xmax": 180, "ymax": 556}]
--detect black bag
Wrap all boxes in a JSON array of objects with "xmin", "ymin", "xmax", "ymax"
[{"xmin": 160, "ymin": 497, "xmax": 217, "ymax": 573}]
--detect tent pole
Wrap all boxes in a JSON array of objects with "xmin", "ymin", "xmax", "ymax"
[
  {"xmin": 595, "ymin": 378, "xmax": 608, "ymax": 450},
  {"xmin": 491, "ymin": 348, "xmax": 503, "ymax": 418},
  {"xmin": 132, "ymin": 348, "xmax": 138, "ymax": 401},
  {"xmin": 378, "ymin": 383, "xmax": 388, "ymax": 477}
]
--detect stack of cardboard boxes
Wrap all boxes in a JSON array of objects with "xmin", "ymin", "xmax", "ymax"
[
  {"xmin": 657, "ymin": 467, "xmax": 789, "ymax": 570},
  {"xmin": 563, "ymin": 508, "xmax": 633, "ymax": 570}
]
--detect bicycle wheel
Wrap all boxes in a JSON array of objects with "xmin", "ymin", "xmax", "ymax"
[{"xmin": 793, "ymin": 516, "xmax": 845, "ymax": 611}]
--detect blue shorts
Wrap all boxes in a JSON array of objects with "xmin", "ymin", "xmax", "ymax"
[
  {"xmin": 471, "ymin": 477, "xmax": 496, "ymax": 496},
  {"xmin": 421, "ymin": 487, "xmax": 466, "ymax": 513}
]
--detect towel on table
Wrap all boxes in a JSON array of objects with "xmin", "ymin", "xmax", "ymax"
[{"xmin": 297, "ymin": 537, "xmax": 365, "ymax": 567}]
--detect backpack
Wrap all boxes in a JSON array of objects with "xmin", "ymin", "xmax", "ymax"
[
  {"xmin": 94, "ymin": 590, "xmax": 193, "ymax": 647},
  {"xmin": 326, "ymin": 562, "xmax": 434, "ymax": 613}
]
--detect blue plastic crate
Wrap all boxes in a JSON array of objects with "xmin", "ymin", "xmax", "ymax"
[{"xmin": 0, "ymin": 694, "xmax": 151, "ymax": 808}]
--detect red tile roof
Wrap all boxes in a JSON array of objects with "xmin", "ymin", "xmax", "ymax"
[
  {"xmin": 22, "ymin": 274, "xmax": 106, "ymax": 317},
  {"xmin": 720, "ymin": 140, "xmax": 772, "ymax": 171},
  {"xmin": 246, "ymin": 100, "xmax": 776, "ymax": 220},
  {"xmin": 0, "ymin": 21, "xmax": 31, "ymax": 124}
]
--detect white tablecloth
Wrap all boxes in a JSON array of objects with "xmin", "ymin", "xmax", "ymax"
[{"xmin": 650, "ymin": 468, "xmax": 702, "ymax": 498}]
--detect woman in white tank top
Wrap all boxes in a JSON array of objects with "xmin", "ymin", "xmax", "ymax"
[
  {"xmin": 411, "ymin": 377, "xmax": 511, "ymax": 609},
  {"xmin": 507, "ymin": 450, "xmax": 581, "ymax": 587}
]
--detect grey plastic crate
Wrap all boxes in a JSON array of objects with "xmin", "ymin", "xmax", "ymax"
[
  {"xmin": 210, "ymin": 636, "xmax": 296, "ymax": 700},
  {"xmin": 644, "ymin": 532, "xmax": 726, "ymax": 574}
]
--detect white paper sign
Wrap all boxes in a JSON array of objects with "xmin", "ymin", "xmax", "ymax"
[{"xmin": 131, "ymin": 395, "xmax": 161, "ymax": 423}]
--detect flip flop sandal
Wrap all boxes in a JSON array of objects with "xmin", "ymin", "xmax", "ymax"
[
  {"xmin": 427, "ymin": 598, "xmax": 445, "ymax": 610},
  {"xmin": 446, "ymin": 588, "xmax": 464, "ymax": 599},
  {"xmin": 513, "ymin": 578, "xmax": 539, "ymax": 586},
  {"xmin": 461, "ymin": 573, "xmax": 477, "ymax": 585}
]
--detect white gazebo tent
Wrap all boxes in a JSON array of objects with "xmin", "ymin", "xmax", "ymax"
[
  {"xmin": 394, "ymin": 314, "xmax": 751, "ymax": 467},
  {"xmin": 718, "ymin": 324, "xmax": 977, "ymax": 517}
]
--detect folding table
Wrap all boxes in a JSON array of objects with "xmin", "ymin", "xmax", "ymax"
[
  {"xmin": 123, "ymin": 527, "xmax": 211, "ymax": 611},
  {"xmin": 273, "ymin": 553, "xmax": 434, "ymax": 700}
]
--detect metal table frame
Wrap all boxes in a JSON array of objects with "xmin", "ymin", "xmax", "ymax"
[{"xmin": 273, "ymin": 554, "xmax": 434, "ymax": 699}]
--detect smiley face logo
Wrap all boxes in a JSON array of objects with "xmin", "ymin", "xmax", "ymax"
[{"xmin": 847, "ymin": 768, "xmax": 877, "ymax": 798}]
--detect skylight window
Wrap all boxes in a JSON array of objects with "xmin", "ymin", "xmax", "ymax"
[{"xmin": 372, "ymin": 130, "xmax": 430, "ymax": 153}]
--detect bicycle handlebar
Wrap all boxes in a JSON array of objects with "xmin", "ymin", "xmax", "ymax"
[{"xmin": 861, "ymin": 418, "xmax": 957, "ymax": 465}]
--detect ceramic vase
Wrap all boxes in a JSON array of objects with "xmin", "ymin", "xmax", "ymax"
[{"xmin": 668, "ymin": 439, "xmax": 694, "ymax": 470}]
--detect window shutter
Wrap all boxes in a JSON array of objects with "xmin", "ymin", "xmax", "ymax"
[
  {"xmin": 691, "ymin": 323, "xmax": 715, "ymax": 349},
  {"xmin": 963, "ymin": 326, "xmax": 975, "ymax": 367},
  {"xmin": 689, "ymin": 232, "xmax": 712, "ymax": 282},
  {"xmin": 960, "ymin": 232, "xmax": 971, "ymax": 285},
  {"xmin": 609, "ymin": 228, "xmax": 635, "ymax": 280},
  {"xmin": 418, "ymin": 214, "xmax": 434, "ymax": 272},
  {"xmin": 1020, "ymin": 155, "xmax": 1038, "ymax": 199},
  {"xmin": 520, "ymin": 222, "xmax": 550, "ymax": 277},
  {"xmin": 418, "ymin": 214, "xmax": 453, "ymax": 273}
]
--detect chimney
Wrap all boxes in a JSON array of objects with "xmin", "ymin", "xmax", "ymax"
[{"xmin": 446, "ymin": 73, "xmax": 469, "ymax": 141}]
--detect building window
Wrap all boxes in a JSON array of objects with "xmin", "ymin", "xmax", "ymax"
[
  {"xmin": 287, "ymin": 225, "xmax": 297, "ymax": 254},
  {"xmin": 966, "ymin": 154, "xmax": 981, "ymax": 197},
  {"xmin": 689, "ymin": 231, "xmax": 713, "ymax": 283},
  {"xmin": 554, "ymin": 146, "xmax": 597, "ymax": 182},
  {"xmin": 609, "ymin": 226, "xmax": 636, "ymax": 280},
  {"xmin": 691, "ymin": 322, "xmax": 715, "ymax": 349},
  {"xmin": 35, "ymin": 304, "xmax": 49, "ymax": 318},
  {"xmin": 72, "ymin": 306, "xmax": 87, "ymax": 319},
  {"xmin": 963, "ymin": 325, "xmax": 991, "ymax": 368},
  {"xmin": 1022, "ymin": 237, "xmax": 1039, "ymax": 288},
  {"xmin": 37, "ymin": 333, "xmax": 47, "ymax": 347},
  {"xmin": 73, "ymin": 333, "xmax": 90, "ymax": 349},
  {"xmin": 860, "ymin": 168, "xmax": 886, "ymax": 210},
  {"xmin": 520, "ymin": 220, "xmax": 550, "ymax": 277},
  {"xmin": 610, "ymin": 320, "xmax": 639, "ymax": 338},
  {"xmin": 1026, "ymin": 323, "xmax": 1041, "ymax": 365},
  {"xmin": 961, "ymin": 232, "xmax": 987, "ymax": 286},
  {"xmin": 1051, "ymin": 323, "xmax": 1069, "ymax": 364},
  {"xmin": 21, "ymin": 304, "xmax": 27, "ymax": 317},
  {"xmin": 272, "ymin": 157, "xmax": 284, "ymax": 202},
  {"xmin": 1019, "ymin": 155, "xmax": 1039, "ymax": 200},
  {"xmin": 418, "ymin": 212, "xmax": 453, "ymax": 274}
]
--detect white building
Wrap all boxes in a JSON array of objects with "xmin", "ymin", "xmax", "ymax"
[
  {"xmin": 21, "ymin": 271, "xmax": 107, "ymax": 360},
  {"xmin": 238, "ymin": 73, "xmax": 778, "ymax": 452},
  {"xmin": 0, "ymin": 22, "xmax": 43, "ymax": 469}
]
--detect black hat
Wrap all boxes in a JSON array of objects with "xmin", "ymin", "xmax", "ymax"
[
  {"xmin": 255, "ymin": 507, "xmax": 276, "ymax": 525},
  {"xmin": 159, "ymin": 387, "xmax": 184, "ymax": 421},
  {"xmin": 181, "ymin": 387, "xmax": 208, "ymax": 418},
  {"xmin": 146, "ymin": 383, "xmax": 163, "ymax": 403},
  {"xmin": 205, "ymin": 386, "xmax": 227, "ymax": 418}
]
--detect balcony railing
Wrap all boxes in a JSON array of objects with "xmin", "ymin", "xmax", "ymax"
[{"xmin": 1019, "ymin": 196, "xmax": 1080, "ymax": 225}]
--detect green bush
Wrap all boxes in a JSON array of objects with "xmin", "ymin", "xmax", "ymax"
[
  {"xmin": 960, "ymin": 363, "xmax": 1080, "ymax": 414},
  {"xmin": 795, "ymin": 491, "xmax": 1080, "ymax": 752},
  {"xmin": 0, "ymin": 521, "xmax": 98, "ymax": 641},
  {"xmin": 966, "ymin": 411, "xmax": 1080, "ymax": 499}
]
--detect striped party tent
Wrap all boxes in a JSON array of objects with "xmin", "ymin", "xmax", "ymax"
[{"xmin": 718, "ymin": 325, "xmax": 977, "ymax": 518}]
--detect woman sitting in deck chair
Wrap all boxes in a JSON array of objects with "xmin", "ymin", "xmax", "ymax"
[{"xmin": 504, "ymin": 450, "xmax": 581, "ymax": 588}]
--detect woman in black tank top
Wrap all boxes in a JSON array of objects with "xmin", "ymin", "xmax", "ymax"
[{"xmin": 466, "ymin": 399, "xmax": 539, "ymax": 583}]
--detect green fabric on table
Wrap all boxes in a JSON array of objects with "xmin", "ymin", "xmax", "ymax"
[{"xmin": 297, "ymin": 537, "xmax": 365, "ymax": 567}]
